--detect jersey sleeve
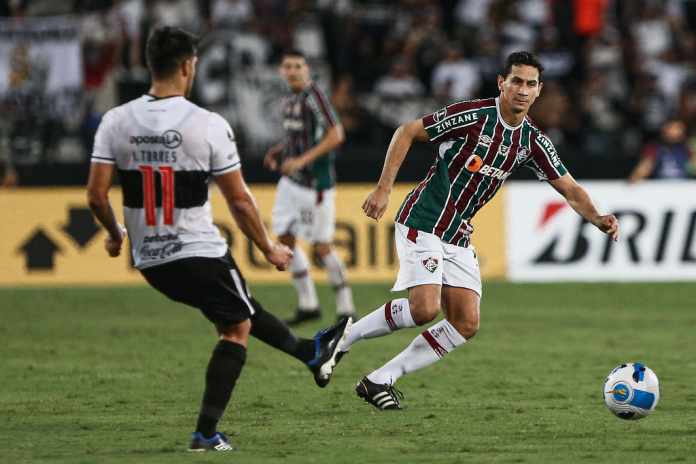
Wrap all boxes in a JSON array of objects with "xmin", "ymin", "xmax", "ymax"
[
  {"xmin": 522, "ymin": 131, "xmax": 568, "ymax": 181},
  {"xmin": 91, "ymin": 111, "xmax": 116, "ymax": 164},
  {"xmin": 207, "ymin": 113, "xmax": 241, "ymax": 176},
  {"xmin": 422, "ymin": 99, "xmax": 488, "ymax": 143},
  {"xmin": 307, "ymin": 84, "xmax": 339, "ymax": 129}
]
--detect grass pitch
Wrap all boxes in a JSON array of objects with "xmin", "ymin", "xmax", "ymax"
[{"xmin": 1, "ymin": 282, "xmax": 695, "ymax": 464}]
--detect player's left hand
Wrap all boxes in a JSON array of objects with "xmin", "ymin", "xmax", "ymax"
[
  {"xmin": 362, "ymin": 186, "xmax": 390, "ymax": 221},
  {"xmin": 280, "ymin": 158, "xmax": 305, "ymax": 176},
  {"xmin": 105, "ymin": 224, "xmax": 127, "ymax": 257},
  {"xmin": 593, "ymin": 214, "xmax": 619, "ymax": 241}
]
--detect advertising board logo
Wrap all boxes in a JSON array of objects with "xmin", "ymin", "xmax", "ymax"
[{"xmin": 532, "ymin": 204, "xmax": 696, "ymax": 265}]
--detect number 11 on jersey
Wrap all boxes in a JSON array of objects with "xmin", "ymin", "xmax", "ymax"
[{"xmin": 138, "ymin": 165, "xmax": 174, "ymax": 226}]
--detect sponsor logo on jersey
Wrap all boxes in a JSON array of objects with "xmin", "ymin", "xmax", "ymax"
[
  {"xmin": 478, "ymin": 134, "xmax": 492, "ymax": 147},
  {"xmin": 422, "ymin": 256, "xmax": 439, "ymax": 273},
  {"xmin": 536, "ymin": 133, "xmax": 561, "ymax": 167},
  {"xmin": 465, "ymin": 154, "xmax": 510, "ymax": 180},
  {"xmin": 129, "ymin": 130, "xmax": 182, "ymax": 149},
  {"xmin": 433, "ymin": 108, "xmax": 447, "ymax": 122},
  {"xmin": 478, "ymin": 164, "xmax": 511, "ymax": 180},
  {"xmin": 432, "ymin": 112, "xmax": 478, "ymax": 135},
  {"xmin": 465, "ymin": 154, "xmax": 483, "ymax": 173},
  {"xmin": 143, "ymin": 233, "xmax": 179, "ymax": 244},
  {"xmin": 498, "ymin": 144, "xmax": 509, "ymax": 155},
  {"xmin": 283, "ymin": 119, "xmax": 304, "ymax": 131},
  {"xmin": 140, "ymin": 240, "xmax": 184, "ymax": 260}
]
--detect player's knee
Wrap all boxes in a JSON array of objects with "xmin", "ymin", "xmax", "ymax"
[
  {"xmin": 409, "ymin": 299, "xmax": 440, "ymax": 326},
  {"xmin": 449, "ymin": 317, "xmax": 479, "ymax": 339},
  {"xmin": 313, "ymin": 243, "xmax": 332, "ymax": 258},
  {"xmin": 218, "ymin": 319, "xmax": 251, "ymax": 345}
]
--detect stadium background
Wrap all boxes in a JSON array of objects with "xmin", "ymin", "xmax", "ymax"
[
  {"xmin": 2, "ymin": 1, "xmax": 696, "ymax": 463},
  {"xmin": 2, "ymin": 0, "xmax": 696, "ymax": 284}
]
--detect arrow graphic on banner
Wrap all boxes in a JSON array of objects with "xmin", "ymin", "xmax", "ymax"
[
  {"xmin": 62, "ymin": 207, "xmax": 100, "ymax": 247},
  {"xmin": 17, "ymin": 228, "xmax": 62, "ymax": 270}
]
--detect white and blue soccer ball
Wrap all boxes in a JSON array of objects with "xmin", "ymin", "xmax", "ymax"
[{"xmin": 603, "ymin": 363, "xmax": 660, "ymax": 420}]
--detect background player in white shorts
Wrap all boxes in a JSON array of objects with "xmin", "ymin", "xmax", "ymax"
[
  {"xmin": 330, "ymin": 51, "xmax": 620, "ymax": 410},
  {"xmin": 264, "ymin": 49, "xmax": 356, "ymax": 325}
]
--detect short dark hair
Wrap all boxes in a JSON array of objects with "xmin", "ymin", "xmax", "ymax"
[
  {"xmin": 146, "ymin": 26, "xmax": 198, "ymax": 79},
  {"xmin": 501, "ymin": 51, "xmax": 544, "ymax": 81},
  {"xmin": 281, "ymin": 48, "xmax": 307, "ymax": 61}
]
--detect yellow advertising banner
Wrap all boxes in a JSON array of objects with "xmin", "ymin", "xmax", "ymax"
[{"xmin": 0, "ymin": 184, "xmax": 506, "ymax": 286}]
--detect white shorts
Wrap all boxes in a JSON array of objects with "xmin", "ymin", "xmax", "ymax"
[
  {"xmin": 392, "ymin": 223, "xmax": 482, "ymax": 296},
  {"xmin": 271, "ymin": 176, "xmax": 336, "ymax": 243}
]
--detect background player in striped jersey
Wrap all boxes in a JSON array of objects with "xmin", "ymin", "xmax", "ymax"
[
  {"xmin": 263, "ymin": 49, "xmax": 356, "ymax": 325},
  {"xmin": 86, "ymin": 27, "xmax": 351, "ymax": 451},
  {"xmin": 335, "ymin": 52, "xmax": 619, "ymax": 410}
]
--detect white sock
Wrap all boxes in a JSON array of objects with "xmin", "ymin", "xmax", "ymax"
[
  {"xmin": 367, "ymin": 319, "xmax": 466, "ymax": 385},
  {"xmin": 321, "ymin": 251, "xmax": 355, "ymax": 316},
  {"xmin": 342, "ymin": 298, "xmax": 415, "ymax": 350},
  {"xmin": 290, "ymin": 247, "xmax": 319, "ymax": 311}
]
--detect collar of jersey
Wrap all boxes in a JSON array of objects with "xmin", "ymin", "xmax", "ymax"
[
  {"xmin": 145, "ymin": 93, "xmax": 184, "ymax": 102},
  {"xmin": 495, "ymin": 97, "xmax": 525, "ymax": 131}
]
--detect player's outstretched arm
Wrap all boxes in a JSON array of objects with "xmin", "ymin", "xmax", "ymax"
[
  {"xmin": 362, "ymin": 119, "xmax": 428, "ymax": 221},
  {"xmin": 87, "ymin": 162, "xmax": 126, "ymax": 257},
  {"xmin": 215, "ymin": 170, "xmax": 293, "ymax": 270},
  {"xmin": 548, "ymin": 173, "xmax": 619, "ymax": 241}
]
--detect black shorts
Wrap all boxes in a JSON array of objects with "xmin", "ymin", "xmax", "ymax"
[{"xmin": 140, "ymin": 252, "xmax": 255, "ymax": 326}]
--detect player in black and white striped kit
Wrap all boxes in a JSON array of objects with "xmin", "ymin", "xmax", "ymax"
[{"xmin": 86, "ymin": 26, "xmax": 351, "ymax": 452}]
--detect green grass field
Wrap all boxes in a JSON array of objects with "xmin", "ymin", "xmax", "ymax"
[{"xmin": 2, "ymin": 282, "xmax": 695, "ymax": 464}]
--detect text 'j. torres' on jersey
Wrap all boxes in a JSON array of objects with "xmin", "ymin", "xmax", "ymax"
[
  {"xmin": 90, "ymin": 94, "xmax": 240, "ymax": 269},
  {"xmin": 396, "ymin": 97, "xmax": 567, "ymax": 247}
]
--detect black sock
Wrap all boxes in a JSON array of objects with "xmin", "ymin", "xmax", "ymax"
[
  {"xmin": 250, "ymin": 299, "xmax": 315, "ymax": 363},
  {"xmin": 195, "ymin": 340, "xmax": 246, "ymax": 438}
]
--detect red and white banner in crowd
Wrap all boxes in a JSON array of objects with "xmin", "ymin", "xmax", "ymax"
[{"xmin": 505, "ymin": 181, "xmax": 696, "ymax": 281}]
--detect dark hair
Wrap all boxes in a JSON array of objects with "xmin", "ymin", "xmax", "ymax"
[
  {"xmin": 146, "ymin": 26, "xmax": 198, "ymax": 79},
  {"xmin": 501, "ymin": 51, "xmax": 544, "ymax": 81},
  {"xmin": 281, "ymin": 48, "xmax": 307, "ymax": 61}
]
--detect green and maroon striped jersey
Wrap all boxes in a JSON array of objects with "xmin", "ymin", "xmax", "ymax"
[
  {"xmin": 395, "ymin": 97, "xmax": 568, "ymax": 246},
  {"xmin": 281, "ymin": 82, "xmax": 340, "ymax": 190}
]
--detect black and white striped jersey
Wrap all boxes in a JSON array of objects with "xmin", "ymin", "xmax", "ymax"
[{"xmin": 91, "ymin": 94, "xmax": 239, "ymax": 269}]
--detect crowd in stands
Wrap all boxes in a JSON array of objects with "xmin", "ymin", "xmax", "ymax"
[{"xmin": 1, "ymin": 0, "xmax": 695, "ymax": 185}]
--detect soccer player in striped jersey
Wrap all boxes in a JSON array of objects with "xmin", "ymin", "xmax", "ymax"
[
  {"xmin": 86, "ymin": 27, "xmax": 352, "ymax": 450},
  {"xmin": 341, "ymin": 51, "xmax": 620, "ymax": 410},
  {"xmin": 263, "ymin": 49, "xmax": 356, "ymax": 325}
]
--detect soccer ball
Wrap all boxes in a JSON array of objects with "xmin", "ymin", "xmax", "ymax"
[{"xmin": 603, "ymin": 362, "xmax": 660, "ymax": 420}]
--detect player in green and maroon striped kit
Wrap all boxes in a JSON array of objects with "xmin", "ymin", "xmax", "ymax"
[{"xmin": 325, "ymin": 52, "xmax": 620, "ymax": 410}]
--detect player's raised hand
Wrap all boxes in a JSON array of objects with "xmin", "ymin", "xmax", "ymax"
[
  {"xmin": 594, "ymin": 214, "xmax": 619, "ymax": 241},
  {"xmin": 362, "ymin": 187, "xmax": 390, "ymax": 221},
  {"xmin": 105, "ymin": 224, "xmax": 127, "ymax": 257},
  {"xmin": 265, "ymin": 242, "xmax": 294, "ymax": 271}
]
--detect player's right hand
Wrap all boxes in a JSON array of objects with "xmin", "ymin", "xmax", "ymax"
[
  {"xmin": 263, "ymin": 149, "xmax": 279, "ymax": 171},
  {"xmin": 105, "ymin": 224, "xmax": 127, "ymax": 257},
  {"xmin": 265, "ymin": 242, "xmax": 293, "ymax": 271},
  {"xmin": 362, "ymin": 187, "xmax": 390, "ymax": 220}
]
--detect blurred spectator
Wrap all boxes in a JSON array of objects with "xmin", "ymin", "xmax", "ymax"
[
  {"xmin": 431, "ymin": 43, "xmax": 480, "ymax": 103},
  {"xmin": 580, "ymin": 67, "xmax": 625, "ymax": 157},
  {"xmin": 629, "ymin": 118, "xmax": 695, "ymax": 182},
  {"xmin": 628, "ymin": 71, "xmax": 671, "ymax": 142},
  {"xmin": 373, "ymin": 57, "xmax": 424, "ymax": 99},
  {"xmin": 210, "ymin": 0, "xmax": 252, "ymax": 29}
]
